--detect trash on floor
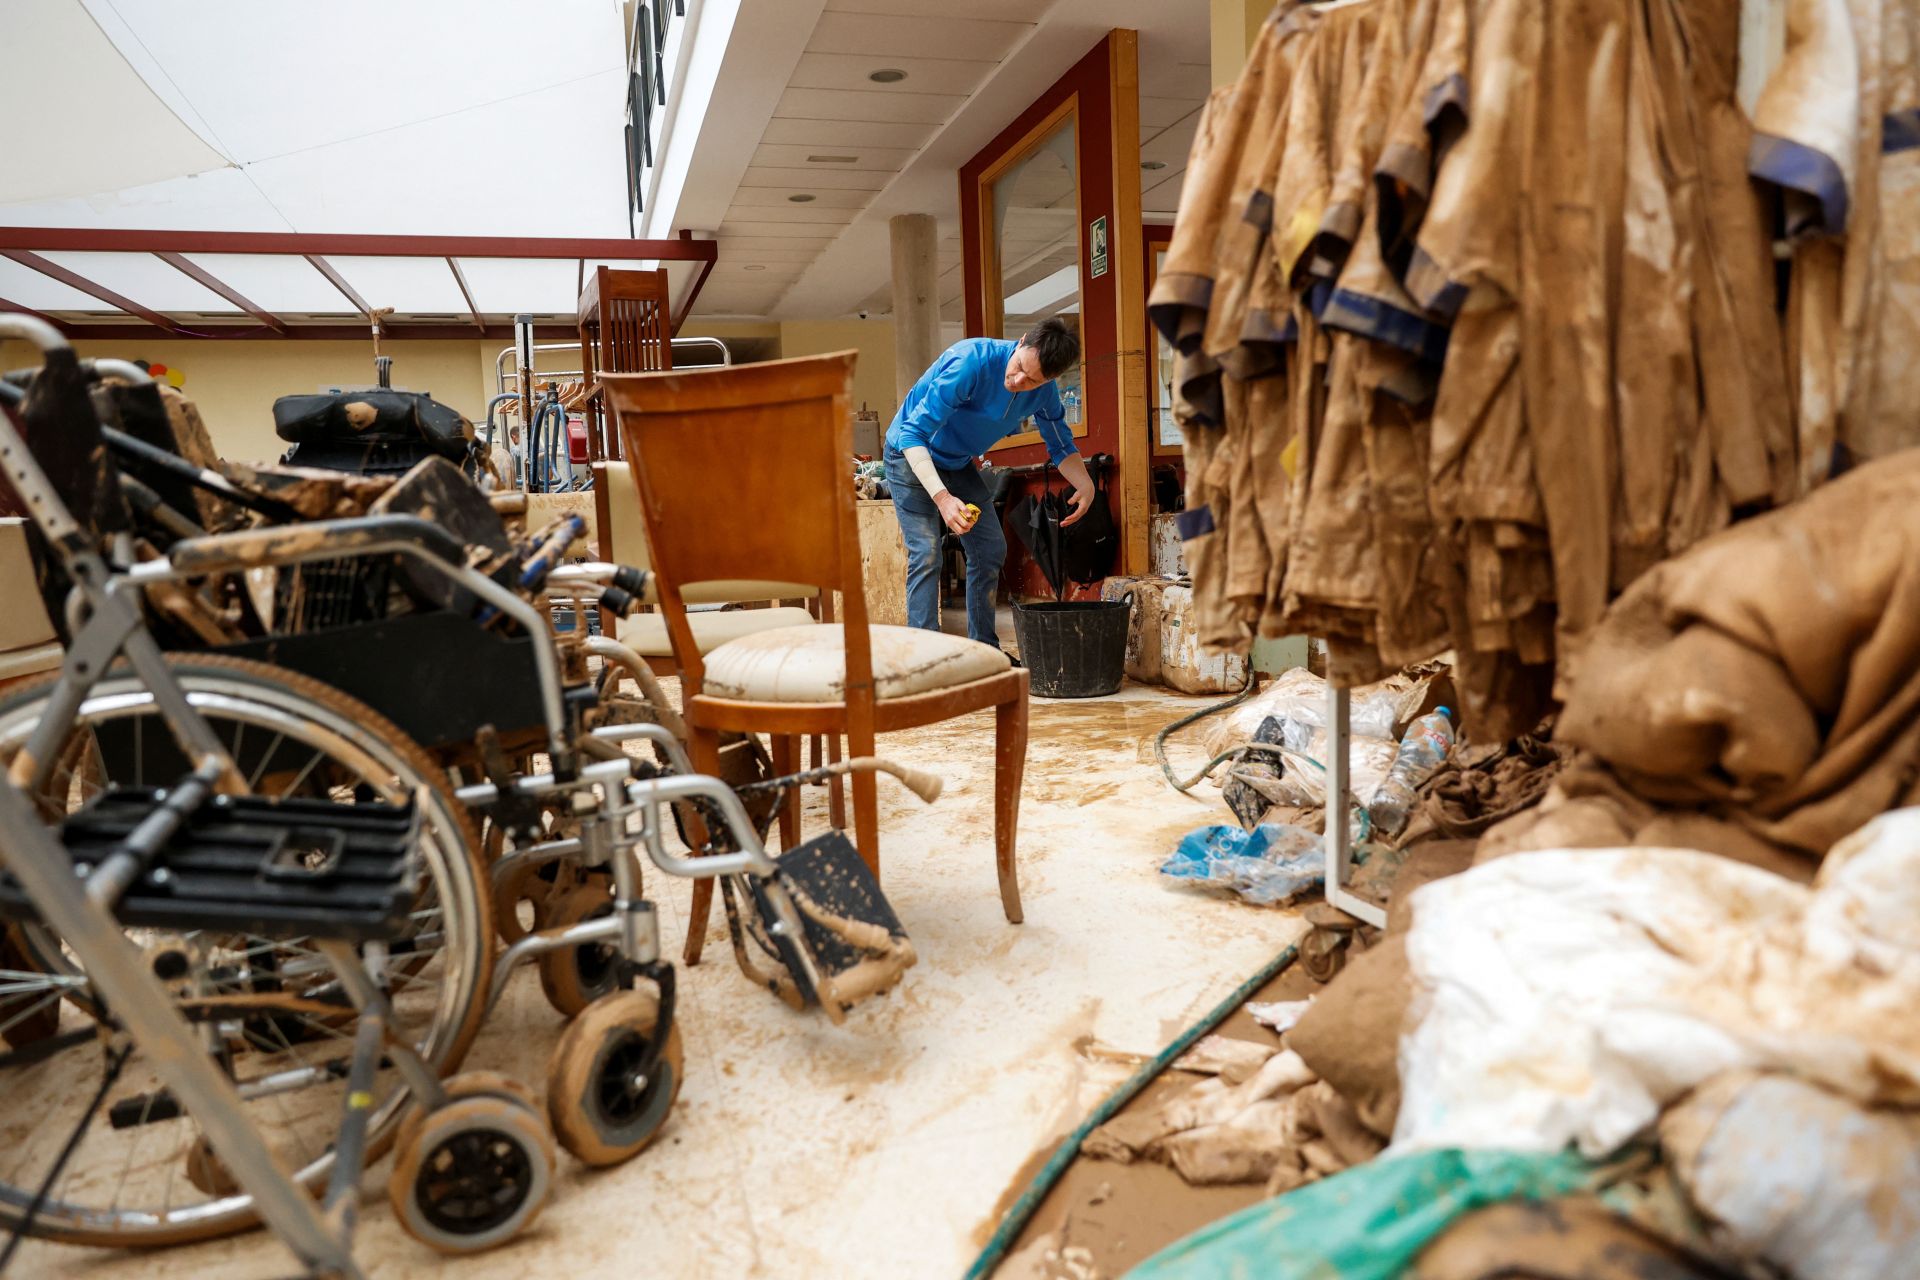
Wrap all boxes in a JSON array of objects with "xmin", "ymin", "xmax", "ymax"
[
  {"xmin": 1244, "ymin": 997, "xmax": 1313, "ymax": 1034},
  {"xmin": 1159, "ymin": 823, "xmax": 1325, "ymax": 905}
]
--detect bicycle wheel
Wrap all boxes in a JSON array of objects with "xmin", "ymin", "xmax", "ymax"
[{"xmin": 0, "ymin": 655, "xmax": 492, "ymax": 1247}]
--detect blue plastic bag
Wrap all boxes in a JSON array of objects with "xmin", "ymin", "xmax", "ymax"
[{"xmin": 1160, "ymin": 823, "xmax": 1325, "ymax": 905}]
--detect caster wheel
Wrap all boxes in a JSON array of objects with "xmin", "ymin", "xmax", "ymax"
[
  {"xmin": 537, "ymin": 885, "xmax": 619, "ymax": 1017},
  {"xmin": 389, "ymin": 1095, "xmax": 556, "ymax": 1255},
  {"xmin": 492, "ymin": 857, "xmax": 577, "ymax": 946},
  {"xmin": 397, "ymin": 1070, "xmax": 543, "ymax": 1164},
  {"xmin": 184, "ymin": 1134, "xmax": 240, "ymax": 1197},
  {"xmin": 546, "ymin": 989, "xmax": 684, "ymax": 1167}
]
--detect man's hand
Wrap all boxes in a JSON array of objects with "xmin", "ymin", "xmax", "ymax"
[
  {"xmin": 1059, "ymin": 482, "xmax": 1096, "ymax": 527},
  {"xmin": 935, "ymin": 490, "xmax": 978, "ymax": 536},
  {"xmin": 1056, "ymin": 451, "xmax": 1097, "ymax": 527}
]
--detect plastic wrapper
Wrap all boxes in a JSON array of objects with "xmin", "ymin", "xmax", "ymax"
[{"xmin": 1160, "ymin": 823, "xmax": 1326, "ymax": 905}]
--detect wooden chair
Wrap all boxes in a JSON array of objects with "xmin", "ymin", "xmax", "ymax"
[
  {"xmin": 577, "ymin": 266, "xmax": 673, "ymax": 463},
  {"xmin": 588, "ymin": 458, "xmax": 817, "ymax": 675},
  {"xmin": 603, "ymin": 351, "xmax": 1029, "ymax": 966}
]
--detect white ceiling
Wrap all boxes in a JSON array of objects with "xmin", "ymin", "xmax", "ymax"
[
  {"xmin": 684, "ymin": 0, "xmax": 1209, "ymax": 322},
  {"xmin": 0, "ymin": 0, "xmax": 649, "ymax": 324}
]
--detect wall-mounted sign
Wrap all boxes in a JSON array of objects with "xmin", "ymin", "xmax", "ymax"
[{"xmin": 1089, "ymin": 215, "xmax": 1109, "ymax": 279}]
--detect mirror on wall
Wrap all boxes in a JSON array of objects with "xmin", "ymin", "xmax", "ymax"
[{"xmin": 987, "ymin": 110, "xmax": 1082, "ymax": 433}]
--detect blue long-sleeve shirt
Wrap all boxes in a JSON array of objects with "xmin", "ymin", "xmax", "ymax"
[{"xmin": 886, "ymin": 338, "xmax": 1076, "ymax": 469}]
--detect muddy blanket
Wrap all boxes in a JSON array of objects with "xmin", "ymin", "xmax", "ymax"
[{"xmin": 1554, "ymin": 449, "xmax": 1920, "ymax": 856}]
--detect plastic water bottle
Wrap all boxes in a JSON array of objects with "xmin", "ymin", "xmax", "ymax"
[{"xmin": 1367, "ymin": 708, "xmax": 1456, "ymax": 837}]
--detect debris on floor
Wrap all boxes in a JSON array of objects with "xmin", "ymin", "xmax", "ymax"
[{"xmin": 1159, "ymin": 822, "xmax": 1324, "ymax": 905}]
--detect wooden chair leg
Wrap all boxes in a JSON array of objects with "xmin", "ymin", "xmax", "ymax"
[
  {"xmin": 772, "ymin": 734, "xmax": 801, "ymax": 851},
  {"xmin": 994, "ymin": 681, "xmax": 1029, "ymax": 924},
  {"xmin": 825, "ymin": 734, "xmax": 847, "ymax": 830},
  {"xmin": 849, "ymin": 725, "xmax": 880, "ymax": 879},
  {"xmin": 682, "ymin": 727, "xmax": 724, "ymax": 967}
]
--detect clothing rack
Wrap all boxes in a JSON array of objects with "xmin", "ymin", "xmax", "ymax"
[{"xmin": 1322, "ymin": 680, "xmax": 1386, "ymax": 928}]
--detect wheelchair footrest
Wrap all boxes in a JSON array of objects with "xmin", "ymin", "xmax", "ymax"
[
  {"xmin": 0, "ymin": 789, "xmax": 420, "ymax": 942},
  {"xmin": 749, "ymin": 830, "xmax": 914, "ymax": 1011}
]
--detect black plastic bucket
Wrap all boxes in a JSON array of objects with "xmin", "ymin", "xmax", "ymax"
[{"xmin": 1013, "ymin": 596, "xmax": 1132, "ymax": 698}]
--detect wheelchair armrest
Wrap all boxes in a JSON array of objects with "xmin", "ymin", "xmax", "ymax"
[{"xmin": 169, "ymin": 514, "xmax": 469, "ymax": 577}]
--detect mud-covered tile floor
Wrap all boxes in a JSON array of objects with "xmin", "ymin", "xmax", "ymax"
[{"xmin": 25, "ymin": 675, "xmax": 1304, "ymax": 1280}]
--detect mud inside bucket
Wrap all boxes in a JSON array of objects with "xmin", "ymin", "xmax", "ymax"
[{"xmin": 1013, "ymin": 597, "xmax": 1132, "ymax": 698}]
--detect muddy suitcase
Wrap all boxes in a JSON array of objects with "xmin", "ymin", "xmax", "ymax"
[{"xmin": 1159, "ymin": 584, "xmax": 1250, "ymax": 695}]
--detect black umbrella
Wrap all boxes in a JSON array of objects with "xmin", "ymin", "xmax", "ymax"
[{"xmin": 1008, "ymin": 483, "xmax": 1070, "ymax": 599}]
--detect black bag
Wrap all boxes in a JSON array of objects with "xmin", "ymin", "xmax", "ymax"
[
  {"xmin": 1058, "ymin": 460, "xmax": 1118, "ymax": 586},
  {"xmin": 272, "ymin": 389, "xmax": 478, "ymax": 477},
  {"xmin": 1006, "ymin": 456, "xmax": 1118, "ymax": 598}
]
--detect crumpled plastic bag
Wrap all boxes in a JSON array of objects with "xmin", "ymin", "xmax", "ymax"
[{"xmin": 1160, "ymin": 823, "xmax": 1325, "ymax": 905}]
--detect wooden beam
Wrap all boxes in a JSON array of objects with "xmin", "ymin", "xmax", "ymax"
[
  {"xmin": 0, "ymin": 296, "xmax": 73, "ymax": 336},
  {"xmin": 0, "ymin": 227, "xmax": 717, "ymax": 263},
  {"xmin": 671, "ymin": 229, "xmax": 716, "ymax": 334},
  {"xmin": 303, "ymin": 255, "xmax": 370, "ymax": 318},
  {"xmin": 1108, "ymin": 29, "xmax": 1152, "ymax": 578},
  {"xmin": 0, "ymin": 249, "xmax": 187, "ymax": 335},
  {"xmin": 52, "ymin": 322, "xmax": 578, "ymax": 341},
  {"xmin": 154, "ymin": 251, "xmax": 287, "ymax": 335},
  {"xmin": 444, "ymin": 257, "xmax": 487, "ymax": 333}
]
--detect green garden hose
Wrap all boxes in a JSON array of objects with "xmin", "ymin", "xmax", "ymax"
[
  {"xmin": 962, "ymin": 942, "xmax": 1303, "ymax": 1280},
  {"xmin": 1153, "ymin": 669, "xmax": 1267, "ymax": 793}
]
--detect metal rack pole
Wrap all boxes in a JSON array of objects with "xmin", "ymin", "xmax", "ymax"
[{"xmin": 1323, "ymin": 677, "xmax": 1387, "ymax": 928}]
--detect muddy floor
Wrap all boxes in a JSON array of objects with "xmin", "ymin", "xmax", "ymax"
[
  {"xmin": 19, "ymin": 650, "xmax": 1307, "ymax": 1280},
  {"xmin": 994, "ymin": 962, "xmax": 1326, "ymax": 1278}
]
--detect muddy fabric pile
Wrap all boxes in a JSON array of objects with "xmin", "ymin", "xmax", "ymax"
[
  {"xmin": 1150, "ymin": 0, "xmax": 1920, "ymax": 742},
  {"xmin": 1483, "ymin": 450, "xmax": 1920, "ymax": 864},
  {"xmin": 1084, "ymin": 1045, "xmax": 1383, "ymax": 1192},
  {"xmin": 1421, "ymin": 721, "xmax": 1565, "ymax": 839}
]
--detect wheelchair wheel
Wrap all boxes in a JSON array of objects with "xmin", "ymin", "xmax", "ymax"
[
  {"xmin": 0, "ymin": 655, "xmax": 492, "ymax": 1248},
  {"xmin": 545, "ymin": 987, "xmax": 682, "ymax": 1166},
  {"xmin": 536, "ymin": 884, "xmax": 620, "ymax": 1017},
  {"xmin": 389, "ymin": 1093, "xmax": 555, "ymax": 1255}
]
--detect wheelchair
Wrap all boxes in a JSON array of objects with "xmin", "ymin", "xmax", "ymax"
[{"xmin": 0, "ymin": 315, "xmax": 922, "ymax": 1269}]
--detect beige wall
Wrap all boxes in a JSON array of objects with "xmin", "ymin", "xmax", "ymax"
[
  {"xmin": 0, "ymin": 315, "xmax": 900, "ymax": 463},
  {"xmin": 0, "ymin": 335, "xmax": 506, "ymax": 463},
  {"xmin": 776, "ymin": 319, "xmax": 900, "ymax": 424},
  {"xmin": 1211, "ymin": 0, "xmax": 1273, "ymax": 87}
]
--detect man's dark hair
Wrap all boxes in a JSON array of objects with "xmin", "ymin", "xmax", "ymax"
[{"xmin": 1020, "ymin": 316, "xmax": 1080, "ymax": 379}]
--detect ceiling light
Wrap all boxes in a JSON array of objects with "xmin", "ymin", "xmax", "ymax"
[
  {"xmin": 788, "ymin": 193, "xmax": 817, "ymax": 202},
  {"xmin": 806, "ymin": 154, "xmax": 858, "ymax": 164},
  {"xmin": 868, "ymin": 68, "xmax": 907, "ymax": 83},
  {"xmin": 743, "ymin": 264, "xmax": 767, "ymax": 272},
  {"xmin": 1141, "ymin": 160, "xmax": 1167, "ymax": 171}
]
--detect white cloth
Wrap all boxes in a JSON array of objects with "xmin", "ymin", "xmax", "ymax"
[
  {"xmin": 701, "ymin": 623, "xmax": 1009, "ymax": 702},
  {"xmin": 1393, "ymin": 808, "xmax": 1920, "ymax": 1158}
]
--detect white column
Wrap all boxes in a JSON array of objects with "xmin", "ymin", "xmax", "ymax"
[{"xmin": 889, "ymin": 213, "xmax": 941, "ymax": 405}]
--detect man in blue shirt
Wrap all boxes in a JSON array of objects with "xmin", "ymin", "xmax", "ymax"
[{"xmin": 884, "ymin": 317, "xmax": 1095, "ymax": 648}]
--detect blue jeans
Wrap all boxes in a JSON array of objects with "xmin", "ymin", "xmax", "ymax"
[{"xmin": 885, "ymin": 448, "xmax": 1005, "ymax": 647}]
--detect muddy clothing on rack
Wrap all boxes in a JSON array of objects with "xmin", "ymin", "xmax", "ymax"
[
  {"xmin": 1751, "ymin": 0, "xmax": 1920, "ymax": 487},
  {"xmin": 1150, "ymin": 0, "xmax": 1815, "ymax": 739}
]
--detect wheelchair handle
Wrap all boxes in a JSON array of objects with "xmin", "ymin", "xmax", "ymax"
[{"xmin": 169, "ymin": 514, "xmax": 469, "ymax": 577}]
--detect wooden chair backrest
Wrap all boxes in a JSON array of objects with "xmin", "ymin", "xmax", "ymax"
[
  {"xmin": 603, "ymin": 351, "xmax": 865, "ymax": 697},
  {"xmin": 578, "ymin": 266, "xmax": 673, "ymax": 462}
]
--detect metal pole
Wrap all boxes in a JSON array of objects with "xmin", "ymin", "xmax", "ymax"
[
  {"xmin": 0, "ymin": 781, "xmax": 360, "ymax": 1278},
  {"xmin": 514, "ymin": 313, "xmax": 537, "ymax": 432},
  {"xmin": 1322, "ymin": 678, "xmax": 1387, "ymax": 929}
]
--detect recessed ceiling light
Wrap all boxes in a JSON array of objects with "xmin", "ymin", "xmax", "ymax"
[
  {"xmin": 868, "ymin": 68, "xmax": 907, "ymax": 83},
  {"xmin": 743, "ymin": 264, "xmax": 766, "ymax": 272},
  {"xmin": 806, "ymin": 154, "xmax": 858, "ymax": 164},
  {"xmin": 788, "ymin": 193, "xmax": 817, "ymax": 202},
  {"xmin": 1141, "ymin": 160, "xmax": 1167, "ymax": 171}
]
